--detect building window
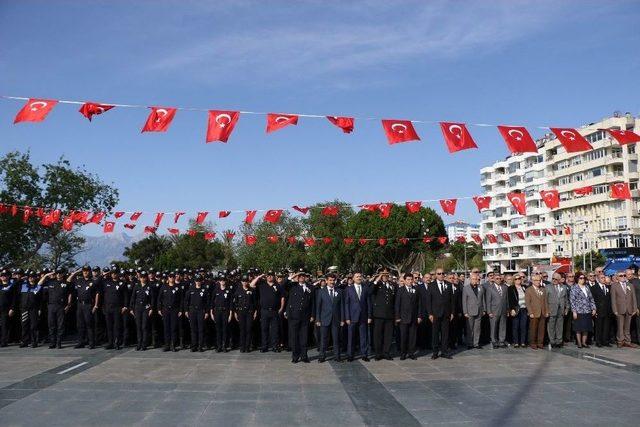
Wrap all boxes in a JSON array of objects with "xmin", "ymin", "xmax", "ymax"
[{"xmin": 628, "ymin": 145, "xmax": 636, "ymax": 154}]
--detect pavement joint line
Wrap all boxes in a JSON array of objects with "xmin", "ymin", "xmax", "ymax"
[
  {"xmin": 582, "ymin": 355, "xmax": 627, "ymax": 367},
  {"xmin": 56, "ymin": 361, "xmax": 88, "ymax": 375},
  {"xmin": 554, "ymin": 347, "xmax": 640, "ymax": 374}
]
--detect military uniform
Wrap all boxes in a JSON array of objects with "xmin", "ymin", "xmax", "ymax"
[
  {"xmin": 211, "ymin": 285, "xmax": 232, "ymax": 351},
  {"xmin": 158, "ymin": 283, "xmax": 183, "ymax": 351},
  {"xmin": 256, "ymin": 280, "xmax": 283, "ymax": 352},
  {"xmin": 149, "ymin": 277, "xmax": 163, "ymax": 348},
  {"xmin": 371, "ymin": 280, "xmax": 396, "ymax": 360},
  {"xmin": 233, "ymin": 284, "xmax": 256, "ymax": 352},
  {"xmin": 72, "ymin": 276, "xmax": 98, "ymax": 348},
  {"xmin": 102, "ymin": 276, "xmax": 128, "ymax": 349},
  {"xmin": 19, "ymin": 278, "xmax": 42, "ymax": 347},
  {"xmin": 184, "ymin": 283, "xmax": 208, "ymax": 351},
  {"xmin": 44, "ymin": 278, "xmax": 71, "ymax": 348},
  {"xmin": 286, "ymin": 281, "xmax": 314, "ymax": 362},
  {"xmin": 0, "ymin": 275, "xmax": 16, "ymax": 347},
  {"xmin": 129, "ymin": 282, "xmax": 153, "ymax": 350}
]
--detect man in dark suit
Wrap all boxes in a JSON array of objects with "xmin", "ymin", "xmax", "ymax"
[
  {"xmin": 591, "ymin": 272, "xmax": 611, "ymax": 347},
  {"xmin": 371, "ymin": 269, "xmax": 396, "ymax": 360},
  {"xmin": 425, "ymin": 268, "xmax": 454, "ymax": 359},
  {"xmin": 344, "ymin": 272, "xmax": 372, "ymax": 361},
  {"xmin": 316, "ymin": 273, "xmax": 344, "ymax": 362},
  {"xmin": 395, "ymin": 273, "xmax": 422, "ymax": 360},
  {"xmin": 285, "ymin": 272, "xmax": 314, "ymax": 363}
]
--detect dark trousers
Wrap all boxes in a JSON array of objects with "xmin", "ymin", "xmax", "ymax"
[
  {"xmin": 47, "ymin": 304, "xmax": 65, "ymax": 345},
  {"xmin": 373, "ymin": 318, "xmax": 393, "ymax": 357},
  {"xmin": 0, "ymin": 310, "xmax": 10, "ymax": 345},
  {"xmin": 289, "ymin": 318, "xmax": 309, "ymax": 359},
  {"xmin": 260, "ymin": 310, "xmax": 278, "ymax": 350},
  {"xmin": 188, "ymin": 309, "xmax": 205, "ymax": 349},
  {"xmin": 450, "ymin": 315, "xmax": 464, "ymax": 347},
  {"xmin": 563, "ymin": 311, "xmax": 573, "ymax": 342},
  {"xmin": 76, "ymin": 303, "xmax": 95, "ymax": 345},
  {"xmin": 320, "ymin": 323, "xmax": 341, "ymax": 358},
  {"xmin": 162, "ymin": 309, "xmax": 179, "ymax": 348},
  {"xmin": 431, "ymin": 315, "xmax": 450, "ymax": 354},
  {"xmin": 512, "ymin": 308, "xmax": 528, "ymax": 345},
  {"xmin": 237, "ymin": 312, "xmax": 253, "ymax": 351},
  {"xmin": 594, "ymin": 312, "xmax": 611, "ymax": 346},
  {"xmin": 347, "ymin": 321, "xmax": 369, "ymax": 357},
  {"xmin": 94, "ymin": 309, "xmax": 106, "ymax": 345},
  {"xmin": 122, "ymin": 312, "xmax": 131, "ymax": 346},
  {"xmin": 214, "ymin": 309, "xmax": 229, "ymax": 349},
  {"xmin": 178, "ymin": 313, "xmax": 189, "ymax": 347},
  {"xmin": 21, "ymin": 308, "xmax": 39, "ymax": 345},
  {"xmin": 134, "ymin": 308, "xmax": 150, "ymax": 347},
  {"xmin": 529, "ymin": 316, "xmax": 546, "ymax": 347},
  {"xmin": 104, "ymin": 308, "xmax": 122, "ymax": 347},
  {"xmin": 399, "ymin": 322, "xmax": 417, "ymax": 355}
]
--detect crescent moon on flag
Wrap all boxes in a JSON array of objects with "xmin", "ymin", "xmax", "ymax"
[
  {"xmin": 391, "ymin": 123, "xmax": 407, "ymax": 134},
  {"xmin": 216, "ymin": 113, "xmax": 231, "ymax": 127},
  {"xmin": 154, "ymin": 108, "xmax": 168, "ymax": 123},
  {"xmin": 29, "ymin": 101, "xmax": 48, "ymax": 111},
  {"xmin": 508, "ymin": 129, "xmax": 524, "ymax": 140},
  {"xmin": 448, "ymin": 124, "xmax": 463, "ymax": 138},
  {"xmin": 560, "ymin": 130, "xmax": 576, "ymax": 140},
  {"xmin": 275, "ymin": 116, "xmax": 290, "ymax": 123},
  {"xmin": 95, "ymin": 106, "xmax": 105, "ymax": 114}
]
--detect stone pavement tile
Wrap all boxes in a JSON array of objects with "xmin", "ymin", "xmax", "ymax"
[
  {"xmin": 410, "ymin": 407, "xmax": 473, "ymax": 425},
  {"xmin": 136, "ymin": 411, "xmax": 203, "ymax": 427},
  {"xmin": 154, "ymin": 398, "xmax": 211, "ymax": 414},
  {"xmin": 0, "ymin": 355, "xmax": 79, "ymax": 382},
  {"xmin": 164, "ymin": 390, "xmax": 217, "ymax": 402},
  {"xmin": 109, "ymin": 399, "xmax": 164, "ymax": 413}
]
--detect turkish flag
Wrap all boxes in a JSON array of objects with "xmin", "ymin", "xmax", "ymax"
[
  {"xmin": 245, "ymin": 210, "xmax": 257, "ymax": 224},
  {"xmin": 141, "ymin": 107, "xmax": 177, "ymax": 132},
  {"xmin": 574, "ymin": 186, "xmax": 593, "ymax": 197},
  {"xmin": 440, "ymin": 122, "xmax": 478, "ymax": 153},
  {"xmin": 130, "ymin": 212, "xmax": 142, "ymax": 221},
  {"xmin": 322, "ymin": 237, "xmax": 333, "ymax": 244},
  {"xmin": 471, "ymin": 234, "xmax": 482, "ymax": 244},
  {"xmin": 22, "ymin": 208, "xmax": 32, "ymax": 223},
  {"xmin": 168, "ymin": 228, "xmax": 180, "ymax": 235},
  {"xmin": 196, "ymin": 211, "xmax": 208, "ymax": 224},
  {"xmin": 540, "ymin": 190, "xmax": 560, "ymax": 209},
  {"xmin": 378, "ymin": 203, "xmax": 392, "ymax": 219},
  {"xmin": 515, "ymin": 232, "xmax": 525, "ymax": 240},
  {"xmin": 472, "ymin": 196, "xmax": 492, "ymax": 212},
  {"xmin": 73, "ymin": 211, "xmax": 90, "ymax": 224},
  {"xmin": 154, "ymin": 213, "xmax": 164, "ymax": 227},
  {"xmin": 344, "ymin": 237, "xmax": 354, "ymax": 245},
  {"xmin": 264, "ymin": 209, "xmax": 283, "ymax": 223},
  {"xmin": 545, "ymin": 228, "xmax": 557, "ymax": 236},
  {"xmin": 550, "ymin": 128, "xmax": 591, "ymax": 152},
  {"xmin": 611, "ymin": 182, "xmax": 632, "ymax": 200},
  {"xmin": 358, "ymin": 238, "xmax": 368, "ymax": 246},
  {"xmin": 206, "ymin": 110, "xmax": 240, "ymax": 143},
  {"xmin": 497, "ymin": 125, "xmax": 537, "ymax": 153},
  {"xmin": 174, "ymin": 212, "xmax": 186, "ymax": 223},
  {"xmin": 144, "ymin": 226, "xmax": 157, "ymax": 234},
  {"xmin": 456, "ymin": 236, "xmax": 466, "ymax": 243},
  {"xmin": 266, "ymin": 235, "xmax": 279, "ymax": 244},
  {"xmin": 437, "ymin": 237, "xmax": 448, "ymax": 244},
  {"xmin": 14, "ymin": 98, "xmax": 58, "ymax": 123},
  {"xmin": 187, "ymin": 229, "xmax": 197, "ymax": 237},
  {"xmin": 602, "ymin": 128, "xmax": 640, "ymax": 145},
  {"xmin": 266, "ymin": 113, "xmax": 298, "ymax": 133},
  {"xmin": 399, "ymin": 237, "xmax": 409, "ymax": 245},
  {"xmin": 423, "ymin": 237, "xmax": 433, "ymax": 243},
  {"xmin": 218, "ymin": 211, "xmax": 231, "ymax": 218},
  {"xmin": 36, "ymin": 207, "xmax": 44, "ymax": 218},
  {"xmin": 439, "ymin": 199, "xmax": 457, "ymax": 216},
  {"xmin": 51, "ymin": 209, "xmax": 61, "ymax": 223},
  {"xmin": 114, "ymin": 211, "xmax": 125, "ymax": 219},
  {"xmin": 361, "ymin": 204, "xmax": 380, "ymax": 212},
  {"xmin": 124, "ymin": 223, "xmax": 136, "ymax": 229},
  {"xmin": 326, "ymin": 116, "xmax": 354, "ymax": 133},
  {"xmin": 486, "ymin": 234, "xmax": 497, "ymax": 243},
  {"xmin": 90, "ymin": 212, "xmax": 105, "ymax": 224},
  {"xmin": 564, "ymin": 227, "xmax": 571, "ymax": 235},
  {"xmin": 321, "ymin": 206, "xmax": 339, "ymax": 216},
  {"xmin": 507, "ymin": 192, "xmax": 527, "ymax": 215},
  {"xmin": 405, "ymin": 201, "xmax": 422, "ymax": 214},
  {"xmin": 304, "ymin": 237, "xmax": 316, "ymax": 247},
  {"xmin": 530, "ymin": 230, "xmax": 540, "ymax": 237},
  {"xmin": 378, "ymin": 238, "xmax": 387, "ymax": 246},
  {"xmin": 103, "ymin": 221, "xmax": 115, "ymax": 233},
  {"xmin": 500, "ymin": 233, "xmax": 511, "ymax": 242},
  {"xmin": 204, "ymin": 232, "xmax": 216, "ymax": 240},
  {"xmin": 225, "ymin": 231, "xmax": 236, "ymax": 240},
  {"xmin": 292, "ymin": 205, "xmax": 310, "ymax": 214},
  {"xmin": 79, "ymin": 102, "xmax": 114, "ymax": 121},
  {"xmin": 41, "ymin": 213, "xmax": 53, "ymax": 227},
  {"xmin": 287, "ymin": 236, "xmax": 297, "ymax": 244},
  {"xmin": 381, "ymin": 119, "xmax": 420, "ymax": 145},
  {"xmin": 11, "ymin": 205, "xmax": 18, "ymax": 216}
]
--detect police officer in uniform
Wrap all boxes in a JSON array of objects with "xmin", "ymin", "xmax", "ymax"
[
  {"xmin": 40, "ymin": 269, "xmax": 72, "ymax": 349},
  {"xmin": 0, "ymin": 269, "xmax": 17, "ymax": 347},
  {"xmin": 211, "ymin": 277, "xmax": 232, "ymax": 352},
  {"xmin": 232, "ymin": 274, "xmax": 257, "ymax": 353},
  {"xmin": 68, "ymin": 266, "xmax": 99, "ymax": 349},
  {"xmin": 158, "ymin": 272, "xmax": 183, "ymax": 352},
  {"xmin": 184, "ymin": 274, "xmax": 208, "ymax": 352},
  {"xmin": 102, "ymin": 268, "xmax": 128, "ymax": 349},
  {"xmin": 122, "ymin": 270, "xmax": 135, "ymax": 347},
  {"xmin": 285, "ymin": 271, "xmax": 314, "ymax": 363},
  {"xmin": 147, "ymin": 269, "xmax": 163, "ymax": 348},
  {"xmin": 176, "ymin": 271, "xmax": 190, "ymax": 349},
  {"xmin": 19, "ymin": 271, "xmax": 42, "ymax": 347},
  {"xmin": 371, "ymin": 269, "xmax": 396, "ymax": 360},
  {"xmin": 129, "ymin": 272, "xmax": 154, "ymax": 351},
  {"xmin": 251, "ymin": 272, "xmax": 285, "ymax": 352}
]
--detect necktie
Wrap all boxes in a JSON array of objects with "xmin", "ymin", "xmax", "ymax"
[
  {"xmin": 356, "ymin": 285, "xmax": 361, "ymax": 299},
  {"xmin": 497, "ymin": 285, "xmax": 502, "ymax": 296},
  {"xmin": 438, "ymin": 282, "xmax": 442, "ymax": 294},
  {"xmin": 622, "ymin": 283, "xmax": 627, "ymax": 294}
]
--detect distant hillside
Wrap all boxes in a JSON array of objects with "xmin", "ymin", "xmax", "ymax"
[{"xmin": 74, "ymin": 232, "xmax": 143, "ymax": 266}]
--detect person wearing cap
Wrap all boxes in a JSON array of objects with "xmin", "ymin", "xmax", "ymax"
[
  {"xmin": 210, "ymin": 275, "xmax": 233, "ymax": 352},
  {"xmin": 184, "ymin": 275, "xmax": 209, "ymax": 352},
  {"xmin": 67, "ymin": 266, "xmax": 100, "ymax": 349},
  {"xmin": 146, "ymin": 269, "xmax": 163, "ymax": 349},
  {"xmin": 121, "ymin": 270, "xmax": 135, "ymax": 347},
  {"xmin": 91, "ymin": 266, "xmax": 106, "ymax": 346},
  {"xmin": 40, "ymin": 269, "xmax": 72, "ymax": 349},
  {"xmin": 101, "ymin": 268, "xmax": 128, "ymax": 350},
  {"xmin": 0, "ymin": 269, "xmax": 17, "ymax": 347},
  {"xmin": 250, "ymin": 271, "xmax": 285, "ymax": 353},
  {"xmin": 174, "ymin": 270, "xmax": 191, "ymax": 350},
  {"xmin": 276, "ymin": 271, "xmax": 291, "ymax": 351},
  {"xmin": 19, "ymin": 272, "xmax": 43, "ymax": 347},
  {"xmin": 158, "ymin": 273, "xmax": 183, "ymax": 352},
  {"xmin": 371, "ymin": 269, "xmax": 396, "ymax": 360},
  {"xmin": 129, "ymin": 272, "xmax": 154, "ymax": 351},
  {"xmin": 316, "ymin": 273, "xmax": 345, "ymax": 362},
  {"xmin": 285, "ymin": 271, "xmax": 314, "ymax": 363},
  {"xmin": 232, "ymin": 275, "xmax": 257, "ymax": 353}
]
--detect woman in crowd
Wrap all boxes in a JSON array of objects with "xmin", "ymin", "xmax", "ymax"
[
  {"xmin": 507, "ymin": 275, "xmax": 528, "ymax": 348},
  {"xmin": 569, "ymin": 272, "xmax": 596, "ymax": 348}
]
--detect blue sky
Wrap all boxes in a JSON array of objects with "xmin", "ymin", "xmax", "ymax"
[{"xmin": 1, "ymin": 1, "xmax": 639, "ymax": 235}]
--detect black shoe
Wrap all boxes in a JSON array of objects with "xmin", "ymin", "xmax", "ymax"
[
  {"xmin": 163, "ymin": 346, "xmax": 170, "ymax": 352},
  {"xmin": 116, "ymin": 345, "xmax": 121, "ymax": 350},
  {"xmin": 375, "ymin": 355, "xmax": 382, "ymax": 361},
  {"xmin": 400, "ymin": 354, "xmax": 407, "ymax": 360},
  {"xmin": 89, "ymin": 344, "xmax": 95, "ymax": 349},
  {"xmin": 385, "ymin": 355, "xmax": 393, "ymax": 361},
  {"xmin": 141, "ymin": 346, "xmax": 147, "ymax": 351},
  {"xmin": 74, "ymin": 343, "xmax": 85, "ymax": 349},
  {"xmin": 199, "ymin": 347, "xmax": 205, "ymax": 352},
  {"xmin": 362, "ymin": 356, "xmax": 370, "ymax": 362},
  {"xmin": 32, "ymin": 343, "xmax": 38, "ymax": 348},
  {"xmin": 318, "ymin": 357, "xmax": 325, "ymax": 363},
  {"xmin": 409, "ymin": 354, "xmax": 417, "ymax": 360},
  {"xmin": 105, "ymin": 344, "xmax": 114, "ymax": 350},
  {"xmin": 49, "ymin": 344, "xmax": 56, "ymax": 349},
  {"xmin": 302, "ymin": 357, "xmax": 310, "ymax": 363},
  {"xmin": 20, "ymin": 343, "xmax": 28, "ymax": 348},
  {"xmin": 292, "ymin": 358, "xmax": 299, "ymax": 363},
  {"xmin": 431, "ymin": 353, "xmax": 439, "ymax": 360},
  {"xmin": 56, "ymin": 343, "xmax": 62, "ymax": 349},
  {"xmin": 335, "ymin": 357, "xmax": 343, "ymax": 362},
  {"xmin": 441, "ymin": 352, "xmax": 452, "ymax": 359},
  {"xmin": 260, "ymin": 349, "xmax": 267, "ymax": 353},
  {"xmin": 173, "ymin": 347, "xmax": 179, "ymax": 352},
  {"xmin": 474, "ymin": 345, "xmax": 481, "ymax": 349},
  {"xmin": 347, "ymin": 356, "xmax": 354, "ymax": 362},
  {"xmin": 467, "ymin": 346, "xmax": 473, "ymax": 350},
  {"xmin": 190, "ymin": 347, "xmax": 197, "ymax": 352}
]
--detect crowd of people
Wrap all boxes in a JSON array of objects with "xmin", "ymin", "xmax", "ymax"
[{"xmin": 0, "ymin": 265, "xmax": 639, "ymax": 363}]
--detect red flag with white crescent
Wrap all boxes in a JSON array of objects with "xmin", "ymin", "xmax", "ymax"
[
  {"xmin": 218, "ymin": 211, "xmax": 231, "ymax": 218},
  {"xmin": 264, "ymin": 209, "xmax": 283, "ymax": 223},
  {"xmin": 322, "ymin": 237, "xmax": 333, "ymax": 244},
  {"xmin": 206, "ymin": 110, "xmax": 240, "ymax": 143},
  {"xmin": 304, "ymin": 237, "xmax": 316, "ymax": 247},
  {"xmin": 601, "ymin": 128, "xmax": 640, "ymax": 145},
  {"xmin": 124, "ymin": 223, "xmax": 136, "ymax": 230},
  {"xmin": 195, "ymin": 212, "xmax": 208, "ymax": 224},
  {"xmin": 344, "ymin": 237, "xmax": 354, "ymax": 245},
  {"xmin": 326, "ymin": 116, "xmax": 355, "ymax": 133},
  {"xmin": 154, "ymin": 213, "xmax": 164, "ymax": 227},
  {"xmin": 378, "ymin": 203, "xmax": 392, "ymax": 218},
  {"xmin": 507, "ymin": 192, "xmax": 527, "ymax": 215},
  {"xmin": 14, "ymin": 98, "xmax": 58, "ymax": 123},
  {"xmin": 573, "ymin": 186, "xmax": 593, "ymax": 197},
  {"xmin": 437, "ymin": 236, "xmax": 448, "ymax": 244},
  {"xmin": 321, "ymin": 206, "xmax": 339, "ymax": 216},
  {"xmin": 358, "ymin": 238, "xmax": 368, "ymax": 246},
  {"xmin": 497, "ymin": 125, "xmax": 537, "ymax": 153},
  {"xmin": 141, "ymin": 107, "xmax": 177, "ymax": 132},
  {"xmin": 399, "ymin": 237, "xmax": 409, "ymax": 245},
  {"xmin": 456, "ymin": 236, "xmax": 466, "ymax": 243},
  {"xmin": 440, "ymin": 122, "xmax": 478, "ymax": 153},
  {"xmin": 168, "ymin": 228, "xmax": 180, "ymax": 235},
  {"xmin": 204, "ymin": 232, "xmax": 216, "ymax": 240},
  {"xmin": 245, "ymin": 235, "xmax": 257, "ymax": 245},
  {"xmin": 173, "ymin": 212, "xmax": 185, "ymax": 223},
  {"xmin": 144, "ymin": 226, "xmax": 157, "ymax": 234},
  {"xmin": 292, "ymin": 205, "xmax": 310, "ymax": 214},
  {"xmin": 266, "ymin": 113, "xmax": 298, "ymax": 133},
  {"xmin": 79, "ymin": 102, "xmax": 114, "ymax": 121},
  {"xmin": 439, "ymin": 199, "xmax": 457, "ymax": 216},
  {"xmin": 378, "ymin": 238, "xmax": 387, "ymax": 246},
  {"xmin": 540, "ymin": 190, "xmax": 560, "ymax": 209},
  {"xmin": 287, "ymin": 236, "xmax": 297, "ymax": 244},
  {"xmin": 471, "ymin": 234, "xmax": 482, "ymax": 244},
  {"xmin": 130, "ymin": 212, "xmax": 142, "ymax": 222},
  {"xmin": 103, "ymin": 221, "xmax": 115, "ymax": 233},
  {"xmin": 381, "ymin": 119, "xmax": 420, "ymax": 145},
  {"xmin": 500, "ymin": 233, "xmax": 511, "ymax": 242},
  {"xmin": 611, "ymin": 182, "xmax": 632, "ymax": 200},
  {"xmin": 405, "ymin": 201, "xmax": 422, "ymax": 214},
  {"xmin": 245, "ymin": 210, "xmax": 257, "ymax": 224},
  {"xmin": 515, "ymin": 232, "xmax": 525, "ymax": 240},
  {"xmin": 472, "ymin": 196, "xmax": 492, "ymax": 212},
  {"xmin": 550, "ymin": 128, "xmax": 592, "ymax": 152},
  {"xmin": 225, "ymin": 231, "xmax": 236, "ymax": 240},
  {"xmin": 486, "ymin": 234, "xmax": 497, "ymax": 243}
]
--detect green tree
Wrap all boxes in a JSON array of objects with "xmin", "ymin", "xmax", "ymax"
[
  {"xmin": 446, "ymin": 242, "xmax": 483, "ymax": 271},
  {"xmin": 0, "ymin": 151, "xmax": 118, "ymax": 267},
  {"xmin": 573, "ymin": 250, "xmax": 606, "ymax": 271},
  {"xmin": 304, "ymin": 201, "xmax": 355, "ymax": 272},
  {"xmin": 157, "ymin": 222, "xmax": 225, "ymax": 269},
  {"xmin": 123, "ymin": 234, "xmax": 173, "ymax": 269}
]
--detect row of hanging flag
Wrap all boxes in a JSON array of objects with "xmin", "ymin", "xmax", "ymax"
[{"xmin": 5, "ymin": 96, "xmax": 640, "ymax": 149}]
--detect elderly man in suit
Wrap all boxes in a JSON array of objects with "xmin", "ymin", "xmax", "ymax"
[
  {"xmin": 546, "ymin": 273, "xmax": 569, "ymax": 348},
  {"xmin": 591, "ymin": 272, "xmax": 612, "ymax": 347},
  {"xmin": 316, "ymin": 273, "xmax": 345, "ymax": 362},
  {"xmin": 462, "ymin": 273, "xmax": 485, "ymax": 349},
  {"xmin": 625, "ymin": 269, "xmax": 640, "ymax": 344},
  {"xmin": 425, "ymin": 268, "xmax": 454, "ymax": 359},
  {"xmin": 611, "ymin": 271, "xmax": 639, "ymax": 348},
  {"xmin": 485, "ymin": 273, "xmax": 508, "ymax": 348},
  {"xmin": 344, "ymin": 272, "xmax": 372, "ymax": 362},
  {"xmin": 525, "ymin": 274, "xmax": 549, "ymax": 349},
  {"xmin": 395, "ymin": 273, "xmax": 422, "ymax": 360}
]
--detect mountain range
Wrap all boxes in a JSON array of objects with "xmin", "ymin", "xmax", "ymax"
[{"xmin": 74, "ymin": 232, "xmax": 143, "ymax": 266}]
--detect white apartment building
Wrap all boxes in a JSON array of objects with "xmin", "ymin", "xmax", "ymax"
[
  {"xmin": 480, "ymin": 112, "xmax": 640, "ymax": 272},
  {"xmin": 446, "ymin": 221, "xmax": 480, "ymax": 242}
]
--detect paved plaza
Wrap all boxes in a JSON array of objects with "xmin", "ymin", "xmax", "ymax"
[{"xmin": 0, "ymin": 344, "xmax": 638, "ymax": 426}]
